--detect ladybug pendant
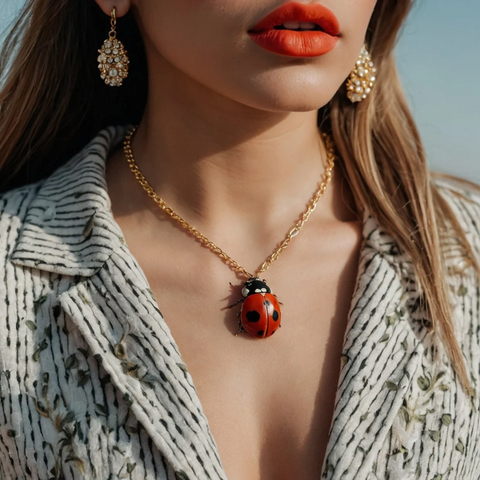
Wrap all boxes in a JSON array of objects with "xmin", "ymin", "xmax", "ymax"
[{"xmin": 229, "ymin": 277, "xmax": 282, "ymax": 338}]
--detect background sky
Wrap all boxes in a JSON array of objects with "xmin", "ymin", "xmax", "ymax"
[{"xmin": 1, "ymin": 0, "xmax": 479, "ymax": 181}]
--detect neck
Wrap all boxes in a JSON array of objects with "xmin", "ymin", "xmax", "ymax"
[{"xmin": 112, "ymin": 55, "xmax": 358, "ymax": 246}]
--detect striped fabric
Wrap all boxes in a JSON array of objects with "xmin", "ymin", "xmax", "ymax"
[{"xmin": 0, "ymin": 124, "xmax": 479, "ymax": 479}]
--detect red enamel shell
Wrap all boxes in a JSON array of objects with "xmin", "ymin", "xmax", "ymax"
[{"xmin": 241, "ymin": 293, "xmax": 281, "ymax": 338}]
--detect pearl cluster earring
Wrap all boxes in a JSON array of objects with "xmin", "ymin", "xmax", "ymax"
[
  {"xmin": 346, "ymin": 45, "xmax": 377, "ymax": 103},
  {"xmin": 97, "ymin": 6, "xmax": 130, "ymax": 86}
]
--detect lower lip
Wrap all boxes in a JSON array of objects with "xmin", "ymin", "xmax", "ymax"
[{"xmin": 248, "ymin": 29, "xmax": 338, "ymax": 57}]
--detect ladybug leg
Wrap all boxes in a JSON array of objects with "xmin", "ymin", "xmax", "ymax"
[
  {"xmin": 227, "ymin": 298, "xmax": 244, "ymax": 309},
  {"xmin": 272, "ymin": 294, "xmax": 284, "ymax": 306},
  {"xmin": 234, "ymin": 320, "xmax": 245, "ymax": 336}
]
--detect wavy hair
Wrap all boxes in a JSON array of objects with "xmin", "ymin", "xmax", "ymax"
[{"xmin": 0, "ymin": 0, "xmax": 478, "ymax": 393}]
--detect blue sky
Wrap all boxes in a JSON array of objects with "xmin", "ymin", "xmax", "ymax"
[
  {"xmin": 1, "ymin": 0, "xmax": 479, "ymax": 180},
  {"xmin": 395, "ymin": 0, "xmax": 480, "ymax": 181}
]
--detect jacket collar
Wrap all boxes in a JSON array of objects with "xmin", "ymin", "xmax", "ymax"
[
  {"xmin": 10, "ymin": 125, "xmax": 132, "ymax": 276},
  {"xmin": 10, "ymin": 125, "xmax": 428, "ymax": 478}
]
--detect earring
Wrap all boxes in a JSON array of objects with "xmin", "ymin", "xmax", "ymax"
[
  {"xmin": 346, "ymin": 45, "xmax": 376, "ymax": 103},
  {"xmin": 97, "ymin": 6, "xmax": 130, "ymax": 86}
]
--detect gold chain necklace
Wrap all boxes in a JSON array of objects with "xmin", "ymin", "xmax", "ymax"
[{"xmin": 123, "ymin": 125, "xmax": 336, "ymax": 339}]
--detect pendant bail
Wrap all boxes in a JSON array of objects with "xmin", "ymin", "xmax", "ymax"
[{"xmin": 109, "ymin": 6, "xmax": 117, "ymax": 40}]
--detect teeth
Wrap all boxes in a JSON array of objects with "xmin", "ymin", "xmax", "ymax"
[
  {"xmin": 282, "ymin": 21, "xmax": 300, "ymax": 29},
  {"xmin": 282, "ymin": 21, "xmax": 318, "ymax": 30},
  {"xmin": 299, "ymin": 21, "xmax": 317, "ymax": 29}
]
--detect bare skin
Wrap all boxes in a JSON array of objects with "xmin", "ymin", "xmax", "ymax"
[{"xmin": 96, "ymin": 0, "xmax": 377, "ymax": 477}]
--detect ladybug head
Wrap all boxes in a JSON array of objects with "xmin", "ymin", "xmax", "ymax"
[{"xmin": 241, "ymin": 277, "xmax": 271, "ymax": 297}]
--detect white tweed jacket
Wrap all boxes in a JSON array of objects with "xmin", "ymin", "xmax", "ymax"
[{"xmin": 0, "ymin": 124, "xmax": 479, "ymax": 480}]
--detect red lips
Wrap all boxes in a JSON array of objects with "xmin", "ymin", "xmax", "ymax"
[{"xmin": 248, "ymin": 2, "xmax": 340, "ymax": 57}]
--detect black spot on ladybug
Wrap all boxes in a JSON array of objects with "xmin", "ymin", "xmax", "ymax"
[
  {"xmin": 272, "ymin": 310, "xmax": 279, "ymax": 321},
  {"xmin": 257, "ymin": 330, "xmax": 264, "ymax": 336},
  {"xmin": 264, "ymin": 300, "xmax": 271, "ymax": 307},
  {"xmin": 271, "ymin": 329, "xmax": 276, "ymax": 334},
  {"xmin": 246, "ymin": 311, "xmax": 261, "ymax": 322}
]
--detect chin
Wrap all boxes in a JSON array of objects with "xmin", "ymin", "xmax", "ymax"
[
  {"xmin": 232, "ymin": 74, "xmax": 341, "ymax": 113},
  {"xmin": 280, "ymin": 98, "xmax": 333, "ymax": 112},
  {"xmin": 242, "ymin": 91, "xmax": 336, "ymax": 113}
]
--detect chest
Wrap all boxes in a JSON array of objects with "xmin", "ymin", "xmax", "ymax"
[
  {"xmin": 153, "ymin": 290, "xmax": 350, "ymax": 479},
  {"xmin": 129, "ymin": 239, "xmax": 361, "ymax": 479}
]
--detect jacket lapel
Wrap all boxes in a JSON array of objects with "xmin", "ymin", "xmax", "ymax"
[
  {"xmin": 57, "ymin": 250, "xmax": 227, "ymax": 479},
  {"xmin": 321, "ymin": 216, "xmax": 428, "ymax": 479}
]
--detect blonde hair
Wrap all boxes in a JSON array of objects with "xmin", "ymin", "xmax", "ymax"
[{"xmin": 0, "ymin": 0, "xmax": 478, "ymax": 393}]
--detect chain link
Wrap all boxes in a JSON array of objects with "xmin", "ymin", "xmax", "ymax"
[
  {"xmin": 123, "ymin": 125, "xmax": 336, "ymax": 279},
  {"xmin": 109, "ymin": 7, "xmax": 117, "ymax": 40}
]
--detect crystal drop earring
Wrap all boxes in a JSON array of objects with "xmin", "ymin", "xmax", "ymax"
[{"xmin": 97, "ymin": 6, "xmax": 130, "ymax": 86}]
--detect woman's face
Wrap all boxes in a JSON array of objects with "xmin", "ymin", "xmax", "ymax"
[{"xmin": 129, "ymin": 0, "xmax": 378, "ymax": 112}]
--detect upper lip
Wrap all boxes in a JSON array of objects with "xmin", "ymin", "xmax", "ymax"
[{"xmin": 248, "ymin": 1, "xmax": 340, "ymax": 35}]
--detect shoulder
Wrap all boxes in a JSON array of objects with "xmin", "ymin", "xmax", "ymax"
[
  {"xmin": 0, "ymin": 124, "xmax": 130, "ymax": 268},
  {"xmin": 434, "ymin": 174, "xmax": 480, "ymax": 218},
  {"xmin": 0, "ymin": 181, "xmax": 43, "ymax": 261},
  {"xmin": 434, "ymin": 175, "xmax": 480, "ymax": 209},
  {"xmin": 434, "ymin": 174, "xmax": 480, "ymax": 261}
]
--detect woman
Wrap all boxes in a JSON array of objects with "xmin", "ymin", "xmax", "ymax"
[{"xmin": 0, "ymin": 0, "xmax": 479, "ymax": 478}]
